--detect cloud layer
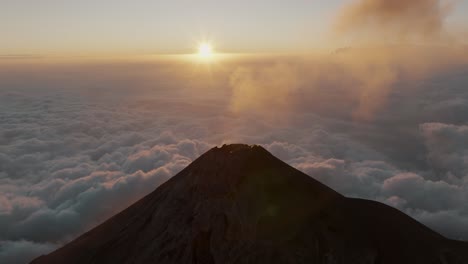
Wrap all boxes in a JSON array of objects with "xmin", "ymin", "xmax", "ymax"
[{"xmin": 1, "ymin": 50, "xmax": 468, "ymax": 262}]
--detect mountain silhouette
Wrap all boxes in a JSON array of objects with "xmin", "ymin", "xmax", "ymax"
[{"xmin": 31, "ymin": 144, "xmax": 468, "ymax": 264}]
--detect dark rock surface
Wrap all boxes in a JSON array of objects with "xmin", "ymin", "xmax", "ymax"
[{"xmin": 31, "ymin": 144, "xmax": 468, "ymax": 264}]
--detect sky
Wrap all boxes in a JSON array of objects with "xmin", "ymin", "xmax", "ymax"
[
  {"xmin": 2, "ymin": 1, "xmax": 468, "ymax": 263},
  {"xmin": 2, "ymin": 0, "xmax": 467, "ymax": 55},
  {"xmin": 1, "ymin": 0, "xmax": 339, "ymax": 54}
]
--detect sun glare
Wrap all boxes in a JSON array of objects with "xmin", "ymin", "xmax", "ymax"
[{"xmin": 198, "ymin": 42, "xmax": 213, "ymax": 58}]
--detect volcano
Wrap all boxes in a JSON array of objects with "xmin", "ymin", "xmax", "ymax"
[{"xmin": 31, "ymin": 144, "xmax": 468, "ymax": 264}]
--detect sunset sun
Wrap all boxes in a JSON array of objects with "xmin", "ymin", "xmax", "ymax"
[{"xmin": 197, "ymin": 42, "xmax": 213, "ymax": 58}]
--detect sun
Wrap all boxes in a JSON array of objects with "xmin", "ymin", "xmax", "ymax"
[{"xmin": 198, "ymin": 42, "xmax": 213, "ymax": 58}]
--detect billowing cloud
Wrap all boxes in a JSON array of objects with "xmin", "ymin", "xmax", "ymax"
[
  {"xmin": 229, "ymin": 63, "xmax": 301, "ymax": 117},
  {"xmin": 334, "ymin": 0, "xmax": 454, "ymax": 41}
]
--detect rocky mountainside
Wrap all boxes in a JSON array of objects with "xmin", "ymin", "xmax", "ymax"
[{"xmin": 31, "ymin": 144, "xmax": 468, "ymax": 264}]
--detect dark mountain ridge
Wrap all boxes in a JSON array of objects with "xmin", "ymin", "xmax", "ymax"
[{"xmin": 32, "ymin": 144, "xmax": 468, "ymax": 264}]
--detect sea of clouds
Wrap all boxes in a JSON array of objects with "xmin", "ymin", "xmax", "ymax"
[{"xmin": 1, "ymin": 50, "xmax": 468, "ymax": 263}]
